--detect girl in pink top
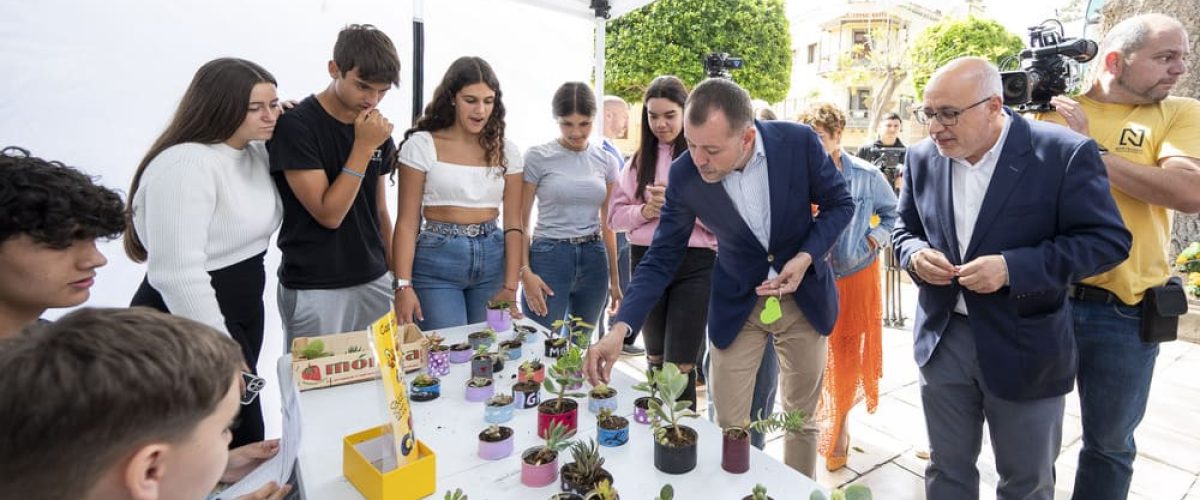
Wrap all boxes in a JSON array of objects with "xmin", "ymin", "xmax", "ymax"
[{"xmin": 607, "ymin": 75, "xmax": 716, "ymax": 408}]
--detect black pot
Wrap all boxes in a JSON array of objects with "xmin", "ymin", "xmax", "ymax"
[
  {"xmin": 545, "ymin": 339, "xmax": 568, "ymax": 358},
  {"xmin": 559, "ymin": 464, "xmax": 613, "ymax": 495},
  {"xmin": 493, "ymin": 354, "xmax": 505, "ymax": 373},
  {"xmin": 513, "ymin": 381, "xmax": 541, "ymax": 409},
  {"xmin": 653, "ymin": 425, "xmax": 698, "ymax": 474}
]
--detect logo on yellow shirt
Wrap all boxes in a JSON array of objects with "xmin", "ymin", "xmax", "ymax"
[{"xmin": 1117, "ymin": 127, "xmax": 1147, "ymax": 152}]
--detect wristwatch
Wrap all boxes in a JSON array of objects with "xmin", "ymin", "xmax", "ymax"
[{"xmin": 392, "ymin": 277, "xmax": 412, "ymax": 292}]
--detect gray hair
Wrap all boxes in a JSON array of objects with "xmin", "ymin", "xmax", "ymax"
[
  {"xmin": 930, "ymin": 57, "xmax": 1003, "ymax": 100},
  {"xmin": 685, "ymin": 78, "xmax": 754, "ymax": 134}
]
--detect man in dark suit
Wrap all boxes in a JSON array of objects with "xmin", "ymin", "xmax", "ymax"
[
  {"xmin": 893, "ymin": 57, "xmax": 1131, "ymax": 499},
  {"xmin": 586, "ymin": 77, "xmax": 854, "ymax": 477}
]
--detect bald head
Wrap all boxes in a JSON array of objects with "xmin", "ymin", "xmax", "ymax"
[
  {"xmin": 1090, "ymin": 13, "xmax": 1189, "ymax": 104},
  {"xmin": 1101, "ymin": 14, "xmax": 1187, "ymax": 60},
  {"xmin": 602, "ymin": 95, "xmax": 629, "ymax": 139},
  {"xmin": 927, "ymin": 57, "xmax": 1003, "ymax": 102}
]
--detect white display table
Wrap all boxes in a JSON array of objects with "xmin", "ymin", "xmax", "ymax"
[{"xmin": 296, "ymin": 319, "xmax": 825, "ymax": 499}]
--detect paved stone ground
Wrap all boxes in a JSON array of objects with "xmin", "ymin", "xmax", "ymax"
[{"xmin": 615, "ymin": 276, "xmax": 1200, "ymax": 499}]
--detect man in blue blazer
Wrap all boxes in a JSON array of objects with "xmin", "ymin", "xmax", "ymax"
[
  {"xmin": 586, "ymin": 78, "xmax": 854, "ymax": 477},
  {"xmin": 893, "ymin": 58, "xmax": 1131, "ymax": 499}
]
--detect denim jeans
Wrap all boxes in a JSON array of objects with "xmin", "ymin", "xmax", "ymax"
[
  {"xmin": 707, "ymin": 340, "xmax": 779, "ymax": 449},
  {"xmin": 411, "ymin": 229, "xmax": 504, "ymax": 330},
  {"xmin": 522, "ymin": 238, "xmax": 611, "ymax": 338},
  {"xmin": 1070, "ymin": 299, "xmax": 1159, "ymax": 500}
]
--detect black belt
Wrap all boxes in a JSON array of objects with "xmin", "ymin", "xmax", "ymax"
[
  {"xmin": 543, "ymin": 233, "xmax": 602, "ymax": 245},
  {"xmin": 1070, "ymin": 284, "xmax": 1137, "ymax": 306}
]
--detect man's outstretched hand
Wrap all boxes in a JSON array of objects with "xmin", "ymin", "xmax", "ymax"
[{"xmin": 585, "ymin": 323, "xmax": 628, "ymax": 385}]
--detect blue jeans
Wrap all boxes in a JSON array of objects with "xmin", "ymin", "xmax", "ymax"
[
  {"xmin": 411, "ymin": 229, "xmax": 504, "ymax": 330},
  {"xmin": 522, "ymin": 238, "xmax": 611, "ymax": 339},
  {"xmin": 1070, "ymin": 299, "xmax": 1159, "ymax": 500},
  {"xmin": 707, "ymin": 341, "xmax": 779, "ymax": 449},
  {"xmin": 604, "ymin": 233, "xmax": 639, "ymax": 342}
]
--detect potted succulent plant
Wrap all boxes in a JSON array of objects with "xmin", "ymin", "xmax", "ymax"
[
  {"xmin": 444, "ymin": 488, "xmax": 467, "ymax": 500},
  {"xmin": 549, "ymin": 494, "xmax": 584, "ymax": 500},
  {"xmin": 477, "ymin": 424, "xmax": 514, "ymax": 461},
  {"xmin": 499, "ymin": 327, "xmax": 526, "ymax": 361},
  {"xmin": 518, "ymin": 358, "xmax": 546, "ymax": 384},
  {"xmin": 644, "ymin": 362, "xmax": 700, "ymax": 474},
  {"xmin": 537, "ymin": 345, "xmax": 586, "ymax": 437},
  {"xmin": 722, "ymin": 409, "xmax": 807, "ymax": 474},
  {"xmin": 465, "ymin": 377, "xmax": 495, "ymax": 402},
  {"xmin": 587, "ymin": 383, "xmax": 618, "ymax": 414},
  {"xmin": 484, "ymin": 393, "xmax": 516, "ymax": 424},
  {"xmin": 584, "ymin": 479, "xmax": 619, "ymax": 500},
  {"xmin": 471, "ymin": 345, "xmax": 495, "ymax": 379},
  {"xmin": 631, "ymin": 367, "xmax": 662, "ymax": 425},
  {"xmin": 486, "ymin": 300, "xmax": 513, "ymax": 332},
  {"xmin": 655, "ymin": 484, "xmax": 674, "ymax": 500},
  {"xmin": 448, "ymin": 342, "xmax": 474, "ymax": 364},
  {"xmin": 513, "ymin": 362, "xmax": 542, "ymax": 410},
  {"xmin": 744, "ymin": 484, "xmax": 772, "ymax": 500},
  {"xmin": 809, "ymin": 484, "xmax": 873, "ymax": 500},
  {"xmin": 426, "ymin": 333, "xmax": 450, "ymax": 376},
  {"xmin": 559, "ymin": 439, "xmax": 613, "ymax": 495},
  {"xmin": 409, "ymin": 372, "xmax": 441, "ymax": 402},
  {"xmin": 467, "ymin": 327, "xmax": 497, "ymax": 350},
  {"xmin": 595, "ymin": 407, "xmax": 629, "ymax": 447},
  {"xmin": 521, "ymin": 421, "xmax": 576, "ymax": 488}
]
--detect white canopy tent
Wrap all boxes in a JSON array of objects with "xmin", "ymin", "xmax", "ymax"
[{"xmin": 0, "ymin": 0, "xmax": 657, "ymax": 437}]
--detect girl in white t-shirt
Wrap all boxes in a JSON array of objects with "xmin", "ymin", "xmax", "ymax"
[{"xmin": 393, "ymin": 56, "xmax": 524, "ymax": 329}]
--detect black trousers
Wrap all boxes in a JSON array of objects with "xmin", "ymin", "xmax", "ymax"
[
  {"xmin": 131, "ymin": 252, "xmax": 266, "ymax": 448},
  {"xmin": 630, "ymin": 245, "xmax": 715, "ymax": 365}
]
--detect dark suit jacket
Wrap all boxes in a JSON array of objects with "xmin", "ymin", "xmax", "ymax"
[
  {"xmin": 892, "ymin": 110, "xmax": 1131, "ymax": 401},
  {"xmin": 615, "ymin": 120, "xmax": 854, "ymax": 349}
]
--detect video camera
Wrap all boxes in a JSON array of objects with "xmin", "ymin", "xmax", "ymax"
[
  {"xmin": 871, "ymin": 146, "xmax": 905, "ymax": 191},
  {"xmin": 1000, "ymin": 20, "xmax": 1097, "ymax": 113},
  {"xmin": 705, "ymin": 52, "xmax": 744, "ymax": 79}
]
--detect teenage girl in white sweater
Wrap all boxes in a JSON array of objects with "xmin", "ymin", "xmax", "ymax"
[{"xmin": 125, "ymin": 58, "xmax": 283, "ymax": 449}]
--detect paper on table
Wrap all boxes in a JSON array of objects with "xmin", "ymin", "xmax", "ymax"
[{"xmin": 213, "ymin": 356, "xmax": 302, "ymax": 499}]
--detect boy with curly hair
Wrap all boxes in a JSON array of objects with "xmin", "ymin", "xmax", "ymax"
[{"xmin": 0, "ymin": 146, "xmax": 125, "ymax": 337}]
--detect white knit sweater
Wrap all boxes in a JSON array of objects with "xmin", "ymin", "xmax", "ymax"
[{"xmin": 132, "ymin": 142, "xmax": 282, "ymax": 335}]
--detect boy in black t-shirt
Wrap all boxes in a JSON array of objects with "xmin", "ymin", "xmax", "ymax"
[{"xmin": 269, "ymin": 24, "xmax": 400, "ymax": 341}]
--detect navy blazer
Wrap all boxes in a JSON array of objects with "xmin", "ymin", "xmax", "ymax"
[
  {"xmin": 615, "ymin": 120, "xmax": 855, "ymax": 349},
  {"xmin": 892, "ymin": 110, "xmax": 1131, "ymax": 401}
]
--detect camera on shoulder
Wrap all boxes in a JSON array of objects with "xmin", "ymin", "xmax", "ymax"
[{"xmin": 1000, "ymin": 19, "xmax": 1097, "ymax": 113}]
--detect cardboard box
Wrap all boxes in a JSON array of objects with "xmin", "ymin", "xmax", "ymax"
[
  {"xmin": 343, "ymin": 425, "xmax": 436, "ymax": 500},
  {"xmin": 396, "ymin": 323, "xmax": 428, "ymax": 373},
  {"xmin": 291, "ymin": 331, "xmax": 379, "ymax": 391}
]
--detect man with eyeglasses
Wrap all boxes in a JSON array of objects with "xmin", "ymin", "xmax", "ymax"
[
  {"xmin": 893, "ymin": 57, "xmax": 1130, "ymax": 499},
  {"xmin": 1038, "ymin": 14, "xmax": 1200, "ymax": 500}
]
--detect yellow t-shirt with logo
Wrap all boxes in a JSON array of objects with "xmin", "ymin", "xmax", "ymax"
[{"xmin": 1041, "ymin": 95, "xmax": 1200, "ymax": 304}]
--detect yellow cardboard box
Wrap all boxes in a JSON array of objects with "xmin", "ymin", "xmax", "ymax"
[{"xmin": 343, "ymin": 425, "xmax": 436, "ymax": 500}]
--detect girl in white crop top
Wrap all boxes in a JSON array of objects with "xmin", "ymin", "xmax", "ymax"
[{"xmin": 393, "ymin": 56, "xmax": 525, "ymax": 330}]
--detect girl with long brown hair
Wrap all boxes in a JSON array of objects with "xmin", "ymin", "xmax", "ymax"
[{"xmin": 125, "ymin": 57, "xmax": 282, "ymax": 448}]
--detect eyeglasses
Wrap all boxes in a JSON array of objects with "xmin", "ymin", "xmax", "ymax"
[
  {"xmin": 913, "ymin": 96, "xmax": 992, "ymax": 127},
  {"xmin": 241, "ymin": 371, "xmax": 266, "ymax": 406}
]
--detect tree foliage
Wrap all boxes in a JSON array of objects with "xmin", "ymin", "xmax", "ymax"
[
  {"xmin": 605, "ymin": 0, "xmax": 792, "ymax": 102},
  {"xmin": 908, "ymin": 16, "xmax": 1024, "ymax": 99}
]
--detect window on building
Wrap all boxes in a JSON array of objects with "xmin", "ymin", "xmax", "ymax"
[
  {"xmin": 849, "ymin": 88, "xmax": 871, "ymax": 113},
  {"xmin": 807, "ymin": 43, "xmax": 817, "ymax": 65},
  {"xmin": 852, "ymin": 29, "xmax": 871, "ymax": 59}
]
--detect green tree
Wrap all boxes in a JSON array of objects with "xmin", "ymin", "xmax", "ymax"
[
  {"xmin": 908, "ymin": 16, "xmax": 1024, "ymax": 99},
  {"xmin": 605, "ymin": 0, "xmax": 791, "ymax": 102}
]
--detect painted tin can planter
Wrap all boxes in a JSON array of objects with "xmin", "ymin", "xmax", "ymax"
[
  {"xmin": 512, "ymin": 380, "xmax": 541, "ymax": 409},
  {"xmin": 465, "ymin": 379, "xmax": 495, "ymax": 402},
  {"xmin": 520, "ymin": 446, "xmax": 559, "ymax": 488},
  {"xmin": 484, "ymin": 395, "xmax": 516, "ymax": 424},
  {"xmin": 486, "ymin": 306, "xmax": 512, "ymax": 332},
  {"xmin": 596, "ymin": 416, "xmax": 629, "ymax": 447},
  {"xmin": 409, "ymin": 378, "xmax": 441, "ymax": 402},
  {"xmin": 633, "ymin": 396, "xmax": 659, "ymax": 424},
  {"xmin": 427, "ymin": 347, "xmax": 450, "ymax": 376},
  {"xmin": 477, "ymin": 426, "xmax": 514, "ymax": 460},
  {"xmin": 448, "ymin": 344, "xmax": 473, "ymax": 364},
  {"xmin": 536, "ymin": 399, "xmax": 579, "ymax": 438}
]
